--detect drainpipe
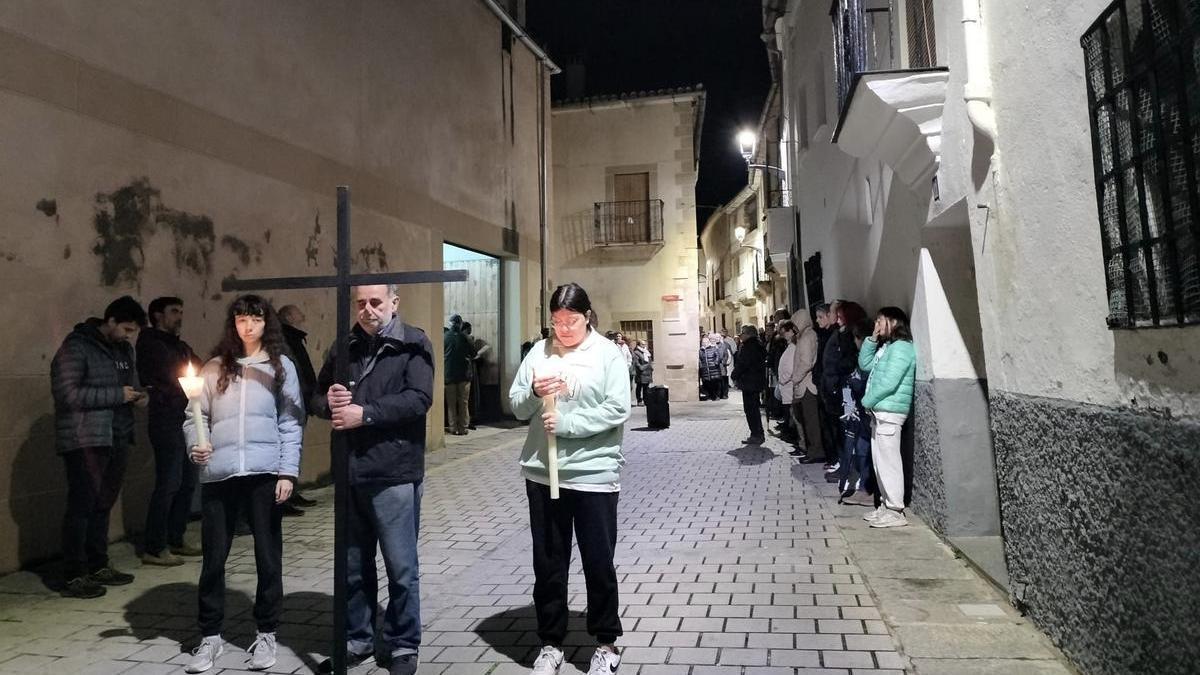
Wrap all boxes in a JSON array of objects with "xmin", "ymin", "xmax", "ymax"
[{"xmin": 962, "ymin": 0, "xmax": 997, "ymax": 147}]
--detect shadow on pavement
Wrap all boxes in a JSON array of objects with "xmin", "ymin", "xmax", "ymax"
[
  {"xmin": 628, "ymin": 426, "xmax": 665, "ymax": 432},
  {"xmin": 475, "ymin": 605, "xmax": 589, "ymax": 668},
  {"xmin": 98, "ymin": 581, "xmax": 329, "ymax": 673},
  {"xmin": 727, "ymin": 446, "xmax": 775, "ymax": 465}
]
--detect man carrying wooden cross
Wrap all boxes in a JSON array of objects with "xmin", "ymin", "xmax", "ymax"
[{"xmin": 313, "ymin": 283, "xmax": 433, "ymax": 675}]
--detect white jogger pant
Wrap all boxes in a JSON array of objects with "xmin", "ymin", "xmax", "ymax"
[{"xmin": 871, "ymin": 411, "xmax": 908, "ymax": 511}]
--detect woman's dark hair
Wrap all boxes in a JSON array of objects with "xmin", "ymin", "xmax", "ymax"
[
  {"xmin": 837, "ymin": 301, "xmax": 867, "ymax": 328},
  {"xmin": 852, "ymin": 318, "xmax": 874, "ymax": 341},
  {"xmin": 877, "ymin": 306, "xmax": 913, "ymax": 343},
  {"xmin": 549, "ymin": 283, "xmax": 594, "ymax": 331},
  {"xmin": 777, "ymin": 319, "xmax": 797, "ymax": 336},
  {"xmin": 211, "ymin": 294, "xmax": 288, "ymax": 394}
]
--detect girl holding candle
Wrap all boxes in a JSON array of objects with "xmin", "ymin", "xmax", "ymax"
[
  {"xmin": 508, "ymin": 283, "xmax": 631, "ymax": 675},
  {"xmin": 182, "ymin": 294, "xmax": 304, "ymax": 673}
]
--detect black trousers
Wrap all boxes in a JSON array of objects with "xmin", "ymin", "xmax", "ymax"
[
  {"xmin": 791, "ymin": 392, "xmax": 826, "ymax": 459},
  {"xmin": 741, "ymin": 390, "xmax": 764, "ymax": 438},
  {"xmin": 635, "ymin": 382, "xmax": 649, "ymax": 404},
  {"xmin": 198, "ymin": 474, "xmax": 283, "ymax": 636},
  {"xmin": 702, "ymin": 379, "xmax": 721, "ymax": 401},
  {"xmin": 61, "ymin": 445, "xmax": 129, "ymax": 579},
  {"xmin": 143, "ymin": 422, "xmax": 198, "ymax": 555},
  {"xmin": 526, "ymin": 480, "xmax": 622, "ymax": 646},
  {"xmin": 719, "ymin": 376, "xmax": 730, "ymax": 399}
]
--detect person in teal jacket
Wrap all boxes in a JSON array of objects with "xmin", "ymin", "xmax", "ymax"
[
  {"xmin": 857, "ymin": 306, "xmax": 916, "ymax": 529},
  {"xmin": 509, "ymin": 283, "xmax": 630, "ymax": 675}
]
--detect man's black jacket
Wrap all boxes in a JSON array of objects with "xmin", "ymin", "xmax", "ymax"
[
  {"xmin": 731, "ymin": 336, "xmax": 769, "ymax": 393},
  {"xmin": 281, "ymin": 323, "xmax": 317, "ymax": 412},
  {"xmin": 313, "ymin": 318, "xmax": 433, "ymax": 485},
  {"xmin": 136, "ymin": 327, "xmax": 199, "ymax": 428}
]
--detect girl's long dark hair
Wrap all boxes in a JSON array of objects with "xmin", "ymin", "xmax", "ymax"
[
  {"xmin": 211, "ymin": 294, "xmax": 287, "ymax": 394},
  {"xmin": 877, "ymin": 306, "xmax": 913, "ymax": 343}
]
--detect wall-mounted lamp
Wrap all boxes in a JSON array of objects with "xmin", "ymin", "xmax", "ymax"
[
  {"xmin": 737, "ymin": 130, "xmax": 757, "ymax": 162},
  {"xmin": 734, "ymin": 225, "xmax": 747, "ymax": 243}
]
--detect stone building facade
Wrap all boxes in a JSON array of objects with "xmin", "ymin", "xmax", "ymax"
[
  {"xmin": 0, "ymin": 0, "xmax": 553, "ymax": 573},
  {"xmin": 767, "ymin": 0, "xmax": 1199, "ymax": 673},
  {"xmin": 550, "ymin": 88, "xmax": 706, "ymax": 401}
]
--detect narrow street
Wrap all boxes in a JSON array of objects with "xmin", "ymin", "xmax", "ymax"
[{"xmin": 0, "ymin": 399, "xmax": 1070, "ymax": 674}]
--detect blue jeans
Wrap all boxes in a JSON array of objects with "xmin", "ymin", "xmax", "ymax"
[{"xmin": 346, "ymin": 481, "xmax": 422, "ymax": 658}]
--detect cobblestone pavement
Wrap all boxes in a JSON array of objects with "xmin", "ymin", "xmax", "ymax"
[{"xmin": 0, "ymin": 397, "xmax": 1068, "ymax": 674}]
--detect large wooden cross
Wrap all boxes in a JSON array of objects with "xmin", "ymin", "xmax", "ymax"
[{"xmin": 223, "ymin": 186, "xmax": 467, "ymax": 674}]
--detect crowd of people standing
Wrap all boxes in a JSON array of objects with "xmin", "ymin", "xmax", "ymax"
[{"xmin": 710, "ymin": 299, "xmax": 917, "ymax": 530}]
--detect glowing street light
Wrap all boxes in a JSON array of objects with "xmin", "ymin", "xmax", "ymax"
[{"xmin": 737, "ymin": 130, "xmax": 757, "ymax": 162}]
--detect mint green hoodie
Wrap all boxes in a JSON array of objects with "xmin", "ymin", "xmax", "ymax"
[{"xmin": 509, "ymin": 329, "xmax": 631, "ymax": 486}]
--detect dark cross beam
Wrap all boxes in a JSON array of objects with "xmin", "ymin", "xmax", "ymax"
[{"xmin": 223, "ymin": 186, "xmax": 467, "ymax": 675}]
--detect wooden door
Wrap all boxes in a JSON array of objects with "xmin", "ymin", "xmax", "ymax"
[{"xmin": 613, "ymin": 172, "xmax": 650, "ymax": 242}]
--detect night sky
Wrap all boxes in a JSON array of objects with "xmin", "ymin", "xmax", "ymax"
[{"xmin": 525, "ymin": 0, "xmax": 771, "ymax": 233}]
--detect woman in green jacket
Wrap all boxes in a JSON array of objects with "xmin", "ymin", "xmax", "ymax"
[
  {"xmin": 857, "ymin": 306, "xmax": 916, "ymax": 529},
  {"xmin": 509, "ymin": 283, "xmax": 631, "ymax": 675}
]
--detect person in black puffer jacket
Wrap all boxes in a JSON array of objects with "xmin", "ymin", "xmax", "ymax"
[
  {"xmin": 312, "ymin": 284, "xmax": 433, "ymax": 675},
  {"xmin": 731, "ymin": 325, "xmax": 768, "ymax": 444},
  {"xmin": 50, "ymin": 296, "xmax": 147, "ymax": 599}
]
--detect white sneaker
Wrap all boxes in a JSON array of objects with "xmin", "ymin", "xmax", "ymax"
[
  {"xmin": 870, "ymin": 509, "xmax": 909, "ymax": 528},
  {"xmin": 247, "ymin": 631, "xmax": 277, "ymax": 670},
  {"xmin": 185, "ymin": 635, "xmax": 224, "ymax": 673},
  {"xmin": 862, "ymin": 505, "xmax": 885, "ymax": 522},
  {"xmin": 587, "ymin": 646, "xmax": 621, "ymax": 675},
  {"xmin": 531, "ymin": 645, "xmax": 564, "ymax": 675},
  {"xmin": 824, "ymin": 462, "xmax": 840, "ymax": 473}
]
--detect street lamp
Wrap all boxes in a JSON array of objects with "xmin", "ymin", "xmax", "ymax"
[
  {"xmin": 737, "ymin": 130, "xmax": 757, "ymax": 162},
  {"xmin": 734, "ymin": 225, "xmax": 747, "ymax": 243},
  {"xmin": 736, "ymin": 129, "xmax": 787, "ymax": 176}
]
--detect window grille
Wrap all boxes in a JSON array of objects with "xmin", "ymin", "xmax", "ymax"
[
  {"xmin": 1082, "ymin": 0, "xmax": 1200, "ymax": 327},
  {"xmin": 619, "ymin": 320, "xmax": 654, "ymax": 357},
  {"xmin": 905, "ymin": 0, "xmax": 936, "ymax": 68}
]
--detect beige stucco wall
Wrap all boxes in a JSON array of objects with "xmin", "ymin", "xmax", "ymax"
[
  {"xmin": 550, "ymin": 95, "xmax": 702, "ymax": 401},
  {"xmin": 0, "ymin": 0, "xmax": 549, "ymax": 573}
]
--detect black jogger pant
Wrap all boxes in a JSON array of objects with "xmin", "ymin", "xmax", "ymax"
[
  {"xmin": 61, "ymin": 444, "xmax": 129, "ymax": 580},
  {"xmin": 526, "ymin": 480, "xmax": 622, "ymax": 646},
  {"xmin": 198, "ymin": 474, "xmax": 283, "ymax": 636}
]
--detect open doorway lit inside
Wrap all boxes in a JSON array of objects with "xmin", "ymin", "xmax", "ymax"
[{"xmin": 443, "ymin": 243, "xmax": 502, "ymax": 424}]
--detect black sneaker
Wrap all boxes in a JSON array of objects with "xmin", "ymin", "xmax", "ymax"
[
  {"xmin": 389, "ymin": 654, "xmax": 418, "ymax": 675},
  {"xmin": 280, "ymin": 502, "xmax": 306, "ymax": 517},
  {"xmin": 289, "ymin": 493, "xmax": 318, "ymax": 507},
  {"xmin": 61, "ymin": 576, "xmax": 106, "ymax": 598},
  {"xmin": 89, "ymin": 567, "xmax": 134, "ymax": 586}
]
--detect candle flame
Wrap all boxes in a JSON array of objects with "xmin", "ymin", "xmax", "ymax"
[{"xmin": 186, "ymin": 363, "xmax": 195, "ymax": 378}]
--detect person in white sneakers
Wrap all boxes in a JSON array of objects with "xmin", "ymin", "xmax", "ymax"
[
  {"xmin": 510, "ymin": 283, "xmax": 631, "ymax": 675},
  {"xmin": 182, "ymin": 295, "xmax": 304, "ymax": 673},
  {"xmin": 857, "ymin": 307, "xmax": 916, "ymax": 529}
]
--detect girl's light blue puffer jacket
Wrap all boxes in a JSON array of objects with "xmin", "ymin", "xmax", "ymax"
[{"xmin": 183, "ymin": 352, "xmax": 304, "ymax": 483}]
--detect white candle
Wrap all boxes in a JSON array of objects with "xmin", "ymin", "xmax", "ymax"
[
  {"xmin": 177, "ymin": 363, "xmax": 208, "ymax": 448},
  {"xmin": 540, "ymin": 356, "xmax": 563, "ymax": 500},
  {"xmin": 544, "ymin": 392, "xmax": 559, "ymax": 500}
]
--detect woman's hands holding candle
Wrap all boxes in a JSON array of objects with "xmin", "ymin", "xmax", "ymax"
[
  {"xmin": 533, "ymin": 373, "xmax": 565, "ymax": 397},
  {"xmin": 190, "ymin": 444, "xmax": 212, "ymax": 465}
]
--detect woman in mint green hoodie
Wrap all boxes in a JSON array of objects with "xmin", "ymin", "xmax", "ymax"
[
  {"xmin": 857, "ymin": 306, "xmax": 916, "ymax": 529},
  {"xmin": 509, "ymin": 283, "xmax": 631, "ymax": 675}
]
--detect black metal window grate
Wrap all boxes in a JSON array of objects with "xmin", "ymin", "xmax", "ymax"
[
  {"xmin": 593, "ymin": 199, "xmax": 665, "ymax": 246},
  {"xmin": 1083, "ymin": 0, "xmax": 1200, "ymax": 327},
  {"xmin": 905, "ymin": 0, "xmax": 937, "ymax": 68}
]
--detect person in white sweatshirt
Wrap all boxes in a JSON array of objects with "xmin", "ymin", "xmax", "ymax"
[{"xmin": 509, "ymin": 283, "xmax": 631, "ymax": 675}]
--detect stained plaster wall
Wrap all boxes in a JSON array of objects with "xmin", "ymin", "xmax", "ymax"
[
  {"xmin": 0, "ymin": 0, "xmax": 549, "ymax": 573},
  {"xmin": 550, "ymin": 95, "xmax": 703, "ymax": 401}
]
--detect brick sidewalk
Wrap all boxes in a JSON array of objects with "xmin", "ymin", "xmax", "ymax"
[{"xmin": 0, "ymin": 397, "xmax": 1064, "ymax": 674}]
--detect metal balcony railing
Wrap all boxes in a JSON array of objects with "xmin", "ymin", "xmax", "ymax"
[{"xmin": 594, "ymin": 199, "xmax": 664, "ymax": 246}]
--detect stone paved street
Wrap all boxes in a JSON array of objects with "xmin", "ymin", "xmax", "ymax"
[{"xmin": 0, "ymin": 399, "xmax": 1070, "ymax": 674}]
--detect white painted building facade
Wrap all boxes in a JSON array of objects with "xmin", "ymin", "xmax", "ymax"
[{"xmin": 768, "ymin": 1, "xmax": 1199, "ymax": 673}]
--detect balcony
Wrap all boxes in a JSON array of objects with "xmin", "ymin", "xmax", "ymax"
[{"xmin": 595, "ymin": 199, "xmax": 664, "ymax": 246}]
